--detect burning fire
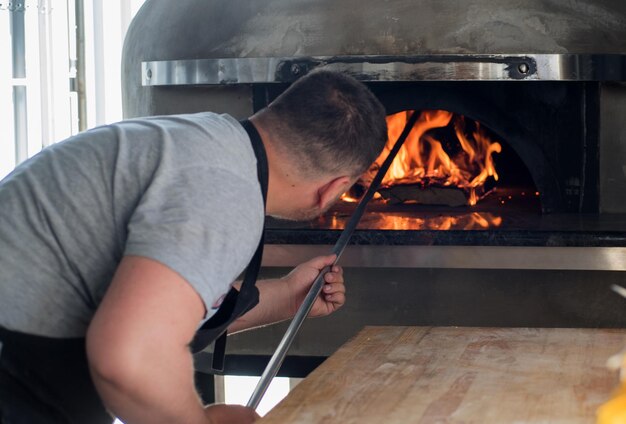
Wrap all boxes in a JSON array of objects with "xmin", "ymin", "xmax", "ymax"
[
  {"xmin": 373, "ymin": 212, "xmax": 504, "ymax": 231},
  {"xmin": 322, "ymin": 211, "xmax": 503, "ymax": 231},
  {"xmin": 352, "ymin": 110, "xmax": 502, "ymax": 206}
]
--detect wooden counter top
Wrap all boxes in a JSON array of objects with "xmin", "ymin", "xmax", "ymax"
[{"xmin": 259, "ymin": 326, "xmax": 626, "ymax": 423}]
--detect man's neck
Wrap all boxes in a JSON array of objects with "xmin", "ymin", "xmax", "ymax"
[{"xmin": 249, "ymin": 117, "xmax": 301, "ymax": 216}]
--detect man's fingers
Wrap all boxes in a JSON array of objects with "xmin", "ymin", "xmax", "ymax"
[
  {"xmin": 324, "ymin": 291, "xmax": 345, "ymax": 306},
  {"xmin": 329, "ymin": 265, "xmax": 344, "ymax": 275},
  {"xmin": 323, "ymin": 282, "xmax": 345, "ymax": 295},
  {"xmin": 324, "ymin": 269, "xmax": 343, "ymax": 283},
  {"xmin": 305, "ymin": 254, "xmax": 337, "ymax": 270}
]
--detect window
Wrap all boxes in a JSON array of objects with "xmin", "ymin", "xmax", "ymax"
[{"xmin": 0, "ymin": 0, "xmax": 146, "ymax": 179}]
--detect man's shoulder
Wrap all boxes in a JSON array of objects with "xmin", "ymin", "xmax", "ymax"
[{"xmin": 130, "ymin": 112, "xmax": 241, "ymax": 131}]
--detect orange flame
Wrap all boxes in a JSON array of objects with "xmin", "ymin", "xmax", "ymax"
[
  {"xmin": 323, "ymin": 211, "xmax": 503, "ymax": 231},
  {"xmin": 339, "ymin": 193, "xmax": 359, "ymax": 203},
  {"xmin": 363, "ymin": 110, "xmax": 502, "ymax": 206}
]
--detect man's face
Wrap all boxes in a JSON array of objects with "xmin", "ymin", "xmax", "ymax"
[
  {"xmin": 269, "ymin": 190, "xmax": 343, "ymax": 222},
  {"xmin": 269, "ymin": 204, "xmax": 322, "ymax": 222}
]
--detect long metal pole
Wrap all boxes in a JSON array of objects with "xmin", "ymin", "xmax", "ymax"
[{"xmin": 247, "ymin": 111, "xmax": 420, "ymax": 410}]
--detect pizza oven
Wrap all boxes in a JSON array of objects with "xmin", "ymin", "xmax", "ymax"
[{"xmin": 122, "ymin": 0, "xmax": 626, "ymax": 389}]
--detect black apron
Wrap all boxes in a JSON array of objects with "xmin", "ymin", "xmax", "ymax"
[{"xmin": 189, "ymin": 119, "xmax": 268, "ymax": 373}]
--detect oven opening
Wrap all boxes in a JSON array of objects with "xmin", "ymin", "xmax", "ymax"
[{"xmin": 261, "ymin": 80, "xmax": 603, "ymax": 239}]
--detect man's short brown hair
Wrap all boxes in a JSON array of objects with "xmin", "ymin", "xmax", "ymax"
[{"xmin": 257, "ymin": 70, "xmax": 387, "ymax": 178}]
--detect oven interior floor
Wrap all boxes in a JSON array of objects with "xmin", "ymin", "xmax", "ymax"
[{"xmin": 266, "ymin": 188, "xmax": 626, "ymax": 247}]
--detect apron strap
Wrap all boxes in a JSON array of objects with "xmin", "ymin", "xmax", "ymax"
[
  {"xmin": 241, "ymin": 119, "xmax": 269, "ymax": 207},
  {"xmin": 190, "ymin": 119, "xmax": 268, "ymax": 373}
]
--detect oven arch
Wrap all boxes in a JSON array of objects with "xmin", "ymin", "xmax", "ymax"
[{"xmin": 371, "ymin": 84, "xmax": 562, "ymax": 212}]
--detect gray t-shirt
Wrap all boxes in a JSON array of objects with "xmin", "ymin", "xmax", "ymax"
[{"xmin": 0, "ymin": 112, "xmax": 264, "ymax": 338}]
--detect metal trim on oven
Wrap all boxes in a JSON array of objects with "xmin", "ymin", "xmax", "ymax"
[
  {"xmin": 262, "ymin": 245, "xmax": 626, "ymax": 271},
  {"xmin": 142, "ymin": 54, "xmax": 626, "ymax": 86}
]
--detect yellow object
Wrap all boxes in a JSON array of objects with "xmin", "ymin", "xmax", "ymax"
[{"xmin": 597, "ymin": 385, "xmax": 626, "ymax": 424}]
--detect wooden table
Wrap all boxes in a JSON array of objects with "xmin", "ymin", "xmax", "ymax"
[{"xmin": 259, "ymin": 326, "xmax": 626, "ymax": 423}]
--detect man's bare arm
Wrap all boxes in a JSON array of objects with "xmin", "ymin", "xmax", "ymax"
[
  {"xmin": 86, "ymin": 255, "xmax": 257, "ymax": 424},
  {"xmin": 228, "ymin": 255, "xmax": 345, "ymax": 334}
]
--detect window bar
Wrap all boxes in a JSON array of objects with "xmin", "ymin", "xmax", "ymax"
[
  {"xmin": 37, "ymin": 0, "xmax": 54, "ymax": 147},
  {"xmin": 92, "ymin": 0, "xmax": 105, "ymax": 126},
  {"xmin": 10, "ymin": 3, "xmax": 28, "ymax": 165},
  {"xmin": 74, "ymin": 0, "xmax": 87, "ymax": 132}
]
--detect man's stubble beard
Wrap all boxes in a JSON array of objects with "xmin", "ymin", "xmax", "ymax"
[
  {"xmin": 269, "ymin": 189, "xmax": 347, "ymax": 222},
  {"xmin": 269, "ymin": 198, "xmax": 339, "ymax": 222},
  {"xmin": 269, "ymin": 205, "xmax": 322, "ymax": 222}
]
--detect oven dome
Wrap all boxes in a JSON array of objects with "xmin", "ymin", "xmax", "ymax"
[
  {"xmin": 122, "ymin": 0, "xmax": 626, "ymax": 118},
  {"xmin": 125, "ymin": 0, "xmax": 626, "ymax": 60}
]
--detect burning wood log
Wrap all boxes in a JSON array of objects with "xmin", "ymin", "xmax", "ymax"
[
  {"xmin": 357, "ymin": 110, "xmax": 502, "ymax": 207},
  {"xmin": 377, "ymin": 183, "xmax": 471, "ymax": 207}
]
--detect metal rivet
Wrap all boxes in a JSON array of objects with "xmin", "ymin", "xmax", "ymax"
[
  {"xmin": 518, "ymin": 63, "xmax": 529, "ymax": 74},
  {"xmin": 291, "ymin": 64, "xmax": 301, "ymax": 76}
]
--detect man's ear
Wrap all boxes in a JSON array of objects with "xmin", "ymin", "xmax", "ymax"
[{"xmin": 316, "ymin": 176, "xmax": 353, "ymax": 210}]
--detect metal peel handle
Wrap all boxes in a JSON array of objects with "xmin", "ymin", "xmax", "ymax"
[
  {"xmin": 246, "ymin": 264, "xmax": 332, "ymax": 409},
  {"xmin": 247, "ymin": 111, "xmax": 420, "ymax": 410}
]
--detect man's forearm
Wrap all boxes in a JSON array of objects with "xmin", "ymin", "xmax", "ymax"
[
  {"xmin": 227, "ymin": 278, "xmax": 294, "ymax": 334},
  {"xmin": 227, "ymin": 255, "xmax": 343, "ymax": 334}
]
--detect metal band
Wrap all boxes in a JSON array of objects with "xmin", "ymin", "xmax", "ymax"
[
  {"xmin": 262, "ymin": 245, "xmax": 626, "ymax": 272},
  {"xmin": 0, "ymin": 2, "xmax": 26, "ymax": 11},
  {"xmin": 0, "ymin": 1, "xmax": 49, "ymax": 12},
  {"xmin": 142, "ymin": 54, "xmax": 626, "ymax": 86}
]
